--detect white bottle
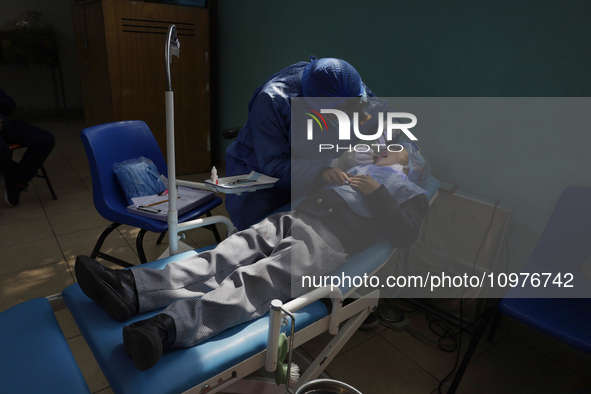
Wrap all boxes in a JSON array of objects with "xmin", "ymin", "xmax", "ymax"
[{"xmin": 211, "ymin": 166, "xmax": 218, "ymax": 185}]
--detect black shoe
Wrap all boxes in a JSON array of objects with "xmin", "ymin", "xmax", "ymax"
[
  {"xmin": 359, "ymin": 312, "xmax": 379, "ymax": 330},
  {"xmin": 75, "ymin": 255, "xmax": 139, "ymax": 322},
  {"xmin": 123, "ymin": 314, "xmax": 176, "ymax": 371},
  {"xmin": 4, "ymin": 177, "xmax": 27, "ymax": 208},
  {"xmin": 342, "ymin": 298, "xmax": 380, "ymax": 330}
]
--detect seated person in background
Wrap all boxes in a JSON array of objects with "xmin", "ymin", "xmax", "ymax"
[
  {"xmin": 0, "ymin": 88, "xmax": 55, "ymax": 207},
  {"xmin": 75, "ymin": 141, "xmax": 431, "ymax": 371}
]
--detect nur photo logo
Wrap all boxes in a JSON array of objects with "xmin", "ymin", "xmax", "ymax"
[{"xmin": 304, "ymin": 108, "xmax": 418, "ymax": 153}]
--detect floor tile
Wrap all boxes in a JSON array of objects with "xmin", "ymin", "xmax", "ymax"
[
  {"xmin": 54, "ymin": 307, "xmax": 82, "ymax": 339},
  {"xmin": 0, "ymin": 261, "xmax": 75, "ymax": 312},
  {"xmin": 41, "ymin": 189, "xmax": 94, "ymax": 217},
  {"xmin": 93, "ymin": 244, "xmax": 139, "ymax": 269},
  {"xmin": 57, "ymin": 226, "xmax": 129, "ymax": 261},
  {"xmin": 81, "ymin": 175, "xmax": 93, "ymax": 193},
  {"xmin": 67, "ymin": 335, "xmax": 110, "ymax": 393},
  {"xmin": 452, "ymin": 351, "xmax": 555, "ymax": 394},
  {"xmin": 506, "ymin": 319, "xmax": 591, "ymax": 377},
  {"xmin": 56, "ymin": 137, "xmax": 86, "ymax": 156},
  {"xmin": 48, "ymin": 208, "xmax": 110, "ymax": 236},
  {"xmin": 118, "ymin": 224, "xmax": 161, "ymax": 245},
  {"xmin": 94, "ymin": 388, "xmax": 114, "ymax": 394},
  {"xmin": 135, "ymin": 235, "xmax": 200, "ymax": 262},
  {"xmin": 0, "ymin": 190, "xmax": 46, "ymax": 224},
  {"xmin": 68, "ymin": 155, "xmax": 91, "ymax": 179},
  {"xmin": 379, "ymin": 309, "xmax": 490, "ymax": 381},
  {"xmin": 66, "ymin": 245, "xmax": 139, "ymax": 275},
  {"xmin": 41, "ymin": 147, "xmax": 70, "ymax": 166},
  {"xmin": 40, "ymin": 160, "xmax": 77, "ymax": 181},
  {"xmin": 326, "ymin": 335, "xmax": 440, "ymax": 394},
  {"xmin": 185, "ymin": 222, "xmax": 228, "ymax": 247},
  {"xmin": 300, "ymin": 326, "xmax": 380, "ymax": 361},
  {"xmin": 212, "ymin": 205, "xmax": 230, "ymax": 218},
  {"xmin": 33, "ymin": 162, "xmax": 79, "ymax": 183},
  {"xmin": 0, "ymin": 215, "xmax": 54, "ymax": 248},
  {"xmin": 492, "ymin": 334, "xmax": 591, "ymax": 393},
  {"xmin": 0, "ymin": 236, "xmax": 65, "ymax": 275}
]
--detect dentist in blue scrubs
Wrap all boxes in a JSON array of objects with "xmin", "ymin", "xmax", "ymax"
[{"xmin": 225, "ymin": 57, "xmax": 385, "ymax": 230}]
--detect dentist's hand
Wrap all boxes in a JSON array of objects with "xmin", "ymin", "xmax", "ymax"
[{"xmin": 322, "ymin": 168, "xmax": 351, "ymax": 186}]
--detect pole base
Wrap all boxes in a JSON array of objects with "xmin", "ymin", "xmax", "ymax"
[{"xmin": 158, "ymin": 240, "xmax": 195, "ymax": 260}]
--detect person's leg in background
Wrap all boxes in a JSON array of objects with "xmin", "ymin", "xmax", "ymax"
[
  {"xmin": 0, "ymin": 118, "xmax": 55, "ymax": 207},
  {"xmin": 0, "ymin": 138, "xmax": 16, "ymax": 182}
]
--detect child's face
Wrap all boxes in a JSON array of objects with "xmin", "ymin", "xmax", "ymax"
[{"xmin": 374, "ymin": 147, "xmax": 409, "ymax": 168}]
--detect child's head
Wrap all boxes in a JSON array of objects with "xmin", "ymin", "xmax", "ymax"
[
  {"xmin": 374, "ymin": 141, "xmax": 431, "ymax": 184},
  {"xmin": 374, "ymin": 147, "xmax": 408, "ymax": 170}
]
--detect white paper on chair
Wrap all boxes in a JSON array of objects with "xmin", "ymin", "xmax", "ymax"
[{"xmin": 127, "ymin": 186, "xmax": 214, "ymax": 221}]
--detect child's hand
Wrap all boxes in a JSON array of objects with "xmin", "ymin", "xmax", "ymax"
[
  {"xmin": 322, "ymin": 168, "xmax": 351, "ymax": 185},
  {"xmin": 349, "ymin": 175, "xmax": 380, "ymax": 195}
]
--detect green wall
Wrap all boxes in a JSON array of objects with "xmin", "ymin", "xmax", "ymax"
[{"xmin": 213, "ymin": 1, "xmax": 591, "ymax": 272}]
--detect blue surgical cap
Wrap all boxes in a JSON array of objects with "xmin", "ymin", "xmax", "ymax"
[{"xmin": 301, "ymin": 57, "xmax": 364, "ymax": 98}]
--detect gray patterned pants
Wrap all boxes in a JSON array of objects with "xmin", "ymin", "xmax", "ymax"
[{"xmin": 132, "ymin": 211, "xmax": 349, "ymax": 348}]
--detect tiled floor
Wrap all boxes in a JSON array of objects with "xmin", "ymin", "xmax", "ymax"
[{"xmin": 1, "ymin": 116, "xmax": 591, "ymax": 394}]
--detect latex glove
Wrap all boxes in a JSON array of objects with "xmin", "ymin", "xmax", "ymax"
[{"xmin": 331, "ymin": 150, "xmax": 375, "ymax": 171}]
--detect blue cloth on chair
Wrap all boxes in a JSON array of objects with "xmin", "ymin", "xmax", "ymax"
[
  {"xmin": 0, "ymin": 298, "xmax": 90, "ymax": 394},
  {"xmin": 113, "ymin": 156, "xmax": 167, "ymax": 205}
]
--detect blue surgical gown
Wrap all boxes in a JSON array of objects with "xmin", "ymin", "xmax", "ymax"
[{"xmin": 225, "ymin": 62, "xmax": 382, "ymax": 231}]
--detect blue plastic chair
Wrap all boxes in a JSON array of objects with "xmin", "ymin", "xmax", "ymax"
[
  {"xmin": 448, "ymin": 187, "xmax": 591, "ymax": 393},
  {"xmin": 81, "ymin": 120, "xmax": 222, "ymax": 267},
  {"xmin": 448, "ymin": 187, "xmax": 591, "ymax": 394},
  {"xmin": 493, "ymin": 186, "xmax": 591, "ymax": 351}
]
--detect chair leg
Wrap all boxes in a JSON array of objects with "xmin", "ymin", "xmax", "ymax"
[
  {"xmin": 91, "ymin": 223, "xmax": 121, "ymax": 259},
  {"xmin": 38, "ymin": 165, "xmax": 58, "ymax": 200},
  {"xmin": 206, "ymin": 211, "xmax": 222, "ymax": 243},
  {"xmin": 156, "ymin": 231, "xmax": 167, "ymax": 245},
  {"xmin": 487, "ymin": 310, "xmax": 502, "ymax": 342},
  {"xmin": 447, "ymin": 308, "xmax": 495, "ymax": 394},
  {"xmin": 136, "ymin": 229, "xmax": 148, "ymax": 264},
  {"xmin": 90, "ymin": 223, "xmax": 134, "ymax": 268}
]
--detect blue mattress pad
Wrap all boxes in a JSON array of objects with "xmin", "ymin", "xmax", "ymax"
[
  {"xmin": 0, "ymin": 298, "xmax": 90, "ymax": 394},
  {"xmin": 63, "ymin": 248, "xmax": 328, "ymax": 394}
]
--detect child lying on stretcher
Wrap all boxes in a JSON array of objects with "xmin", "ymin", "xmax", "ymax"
[{"xmin": 75, "ymin": 141, "xmax": 431, "ymax": 371}]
